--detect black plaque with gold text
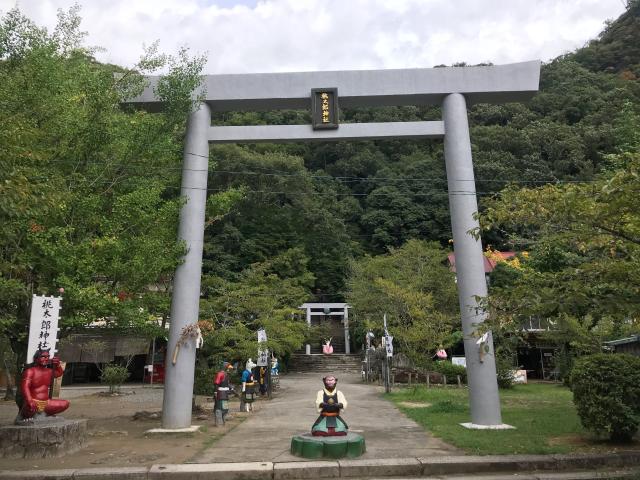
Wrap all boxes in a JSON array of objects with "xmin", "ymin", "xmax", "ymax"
[{"xmin": 311, "ymin": 88, "xmax": 339, "ymax": 130}]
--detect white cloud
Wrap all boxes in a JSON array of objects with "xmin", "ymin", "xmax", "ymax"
[{"xmin": 0, "ymin": 0, "xmax": 626, "ymax": 73}]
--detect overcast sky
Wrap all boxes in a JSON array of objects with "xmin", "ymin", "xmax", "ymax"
[{"xmin": 0, "ymin": 0, "xmax": 628, "ymax": 74}]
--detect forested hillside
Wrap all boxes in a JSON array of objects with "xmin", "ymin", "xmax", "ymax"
[
  {"xmin": 571, "ymin": 0, "xmax": 640, "ymax": 76},
  {"xmin": 1, "ymin": 2, "xmax": 638, "ymax": 368},
  {"xmin": 204, "ymin": 1, "xmax": 640, "ymax": 302},
  {"xmin": 475, "ymin": 1, "xmax": 640, "ymax": 369}
]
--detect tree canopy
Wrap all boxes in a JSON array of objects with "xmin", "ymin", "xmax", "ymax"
[
  {"xmin": 479, "ymin": 103, "xmax": 640, "ymax": 353},
  {"xmin": 346, "ymin": 240, "xmax": 459, "ymax": 364},
  {"xmin": 0, "ymin": 6, "xmax": 206, "ymax": 363}
]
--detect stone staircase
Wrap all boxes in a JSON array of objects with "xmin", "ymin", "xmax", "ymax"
[{"xmin": 288, "ymin": 353, "xmax": 363, "ymax": 373}]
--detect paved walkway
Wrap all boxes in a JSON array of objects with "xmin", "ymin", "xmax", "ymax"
[{"xmin": 193, "ymin": 372, "xmax": 459, "ymax": 463}]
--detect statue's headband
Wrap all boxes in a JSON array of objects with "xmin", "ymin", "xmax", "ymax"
[{"xmin": 33, "ymin": 349, "xmax": 51, "ymax": 360}]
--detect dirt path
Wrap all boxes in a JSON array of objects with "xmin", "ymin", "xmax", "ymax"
[{"xmin": 193, "ymin": 372, "xmax": 459, "ymax": 463}]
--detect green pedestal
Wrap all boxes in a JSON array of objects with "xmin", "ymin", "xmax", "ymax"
[{"xmin": 290, "ymin": 432, "xmax": 366, "ymax": 459}]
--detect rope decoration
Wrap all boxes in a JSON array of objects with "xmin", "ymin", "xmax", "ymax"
[{"xmin": 171, "ymin": 323, "xmax": 203, "ymax": 365}]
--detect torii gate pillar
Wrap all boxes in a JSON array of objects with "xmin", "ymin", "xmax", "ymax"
[
  {"xmin": 161, "ymin": 102, "xmax": 211, "ymax": 429},
  {"xmin": 443, "ymin": 93, "xmax": 505, "ymax": 427}
]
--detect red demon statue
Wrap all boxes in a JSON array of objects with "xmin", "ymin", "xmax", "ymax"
[{"xmin": 17, "ymin": 349, "xmax": 69, "ymax": 421}]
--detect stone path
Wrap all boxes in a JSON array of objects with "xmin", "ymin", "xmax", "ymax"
[{"xmin": 192, "ymin": 372, "xmax": 459, "ymax": 463}]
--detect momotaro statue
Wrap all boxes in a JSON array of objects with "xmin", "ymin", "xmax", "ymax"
[
  {"xmin": 312, "ymin": 375, "xmax": 348, "ymax": 436},
  {"xmin": 17, "ymin": 349, "xmax": 69, "ymax": 421},
  {"xmin": 291, "ymin": 374, "xmax": 364, "ymax": 458}
]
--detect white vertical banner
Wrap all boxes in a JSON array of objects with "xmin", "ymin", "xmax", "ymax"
[
  {"xmin": 385, "ymin": 335, "xmax": 394, "ymax": 358},
  {"xmin": 257, "ymin": 328, "xmax": 268, "ymax": 366},
  {"xmin": 257, "ymin": 349, "xmax": 269, "ymax": 366},
  {"xmin": 383, "ymin": 313, "xmax": 393, "ymax": 358},
  {"xmin": 257, "ymin": 328, "xmax": 267, "ymax": 343},
  {"xmin": 26, "ymin": 295, "xmax": 62, "ymax": 363}
]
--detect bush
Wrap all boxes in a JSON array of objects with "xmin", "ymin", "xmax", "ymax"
[
  {"xmin": 430, "ymin": 361, "xmax": 467, "ymax": 384},
  {"xmin": 194, "ymin": 367, "xmax": 217, "ymax": 396},
  {"xmin": 100, "ymin": 364, "xmax": 130, "ymax": 394},
  {"xmin": 569, "ymin": 353, "xmax": 640, "ymax": 442},
  {"xmin": 554, "ymin": 347, "xmax": 575, "ymax": 386},
  {"xmin": 495, "ymin": 352, "xmax": 515, "ymax": 389}
]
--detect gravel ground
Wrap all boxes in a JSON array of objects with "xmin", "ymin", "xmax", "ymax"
[{"xmin": 0, "ymin": 383, "xmax": 249, "ymax": 470}]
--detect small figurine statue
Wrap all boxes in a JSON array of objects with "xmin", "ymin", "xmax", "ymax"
[
  {"xmin": 258, "ymin": 365, "xmax": 268, "ymax": 396},
  {"xmin": 270, "ymin": 356, "xmax": 280, "ymax": 390},
  {"xmin": 436, "ymin": 346, "xmax": 448, "ymax": 360},
  {"xmin": 213, "ymin": 361, "xmax": 234, "ymax": 425},
  {"xmin": 322, "ymin": 338, "xmax": 333, "ymax": 355},
  {"xmin": 365, "ymin": 331, "xmax": 374, "ymax": 350},
  {"xmin": 312, "ymin": 374, "xmax": 348, "ymax": 436},
  {"xmin": 240, "ymin": 358, "xmax": 257, "ymax": 412},
  {"xmin": 16, "ymin": 349, "xmax": 69, "ymax": 423}
]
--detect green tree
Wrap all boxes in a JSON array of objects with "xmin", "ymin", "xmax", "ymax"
[
  {"xmin": 479, "ymin": 111, "xmax": 640, "ymax": 354},
  {"xmin": 570, "ymin": 1, "xmax": 640, "ymax": 77},
  {"xmin": 0, "ymin": 7, "xmax": 208, "ymax": 368},
  {"xmin": 345, "ymin": 239, "xmax": 459, "ymax": 364},
  {"xmin": 204, "ymin": 144, "xmax": 355, "ymax": 298},
  {"xmin": 358, "ymin": 151, "xmax": 451, "ymax": 252},
  {"xmin": 198, "ymin": 248, "xmax": 313, "ymax": 366}
]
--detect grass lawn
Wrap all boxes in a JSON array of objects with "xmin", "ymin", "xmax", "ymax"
[{"xmin": 388, "ymin": 383, "xmax": 634, "ymax": 455}]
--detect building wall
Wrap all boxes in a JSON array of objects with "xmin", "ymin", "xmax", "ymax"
[{"xmin": 614, "ymin": 342, "xmax": 640, "ymax": 356}]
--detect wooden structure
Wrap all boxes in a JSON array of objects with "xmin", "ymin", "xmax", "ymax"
[{"xmin": 606, "ymin": 335, "xmax": 640, "ymax": 356}]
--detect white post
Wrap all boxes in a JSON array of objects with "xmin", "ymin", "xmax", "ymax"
[
  {"xmin": 343, "ymin": 306, "xmax": 350, "ymax": 354},
  {"xmin": 305, "ymin": 307, "xmax": 311, "ymax": 355}
]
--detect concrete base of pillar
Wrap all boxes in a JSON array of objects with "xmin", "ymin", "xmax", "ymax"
[
  {"xmin": 460, "ymin": 422, "xmax": 515, "ymax": 430},
  {"xmin": 146, "ymin": 425, "xmax": 201, "ymax": 434}
]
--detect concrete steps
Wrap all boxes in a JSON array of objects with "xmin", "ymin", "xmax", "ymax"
[{"xmin": 288, "ymin": 353, "xmax": 362, "ymax": 373}]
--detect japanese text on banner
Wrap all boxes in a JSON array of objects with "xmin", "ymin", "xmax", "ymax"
[{"xmin": 26, "ymin": 295, "xmax": 62, "ymax": 362}]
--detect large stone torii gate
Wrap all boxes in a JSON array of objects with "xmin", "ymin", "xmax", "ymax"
[{"xmin": 129, "ymin": 60, "xmax": 540, "ymax": 430}]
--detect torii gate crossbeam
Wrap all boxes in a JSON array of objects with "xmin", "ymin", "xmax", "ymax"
[{"xmin": 126, "ymin": 61, "xmax": 540, "ymax": 430}]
